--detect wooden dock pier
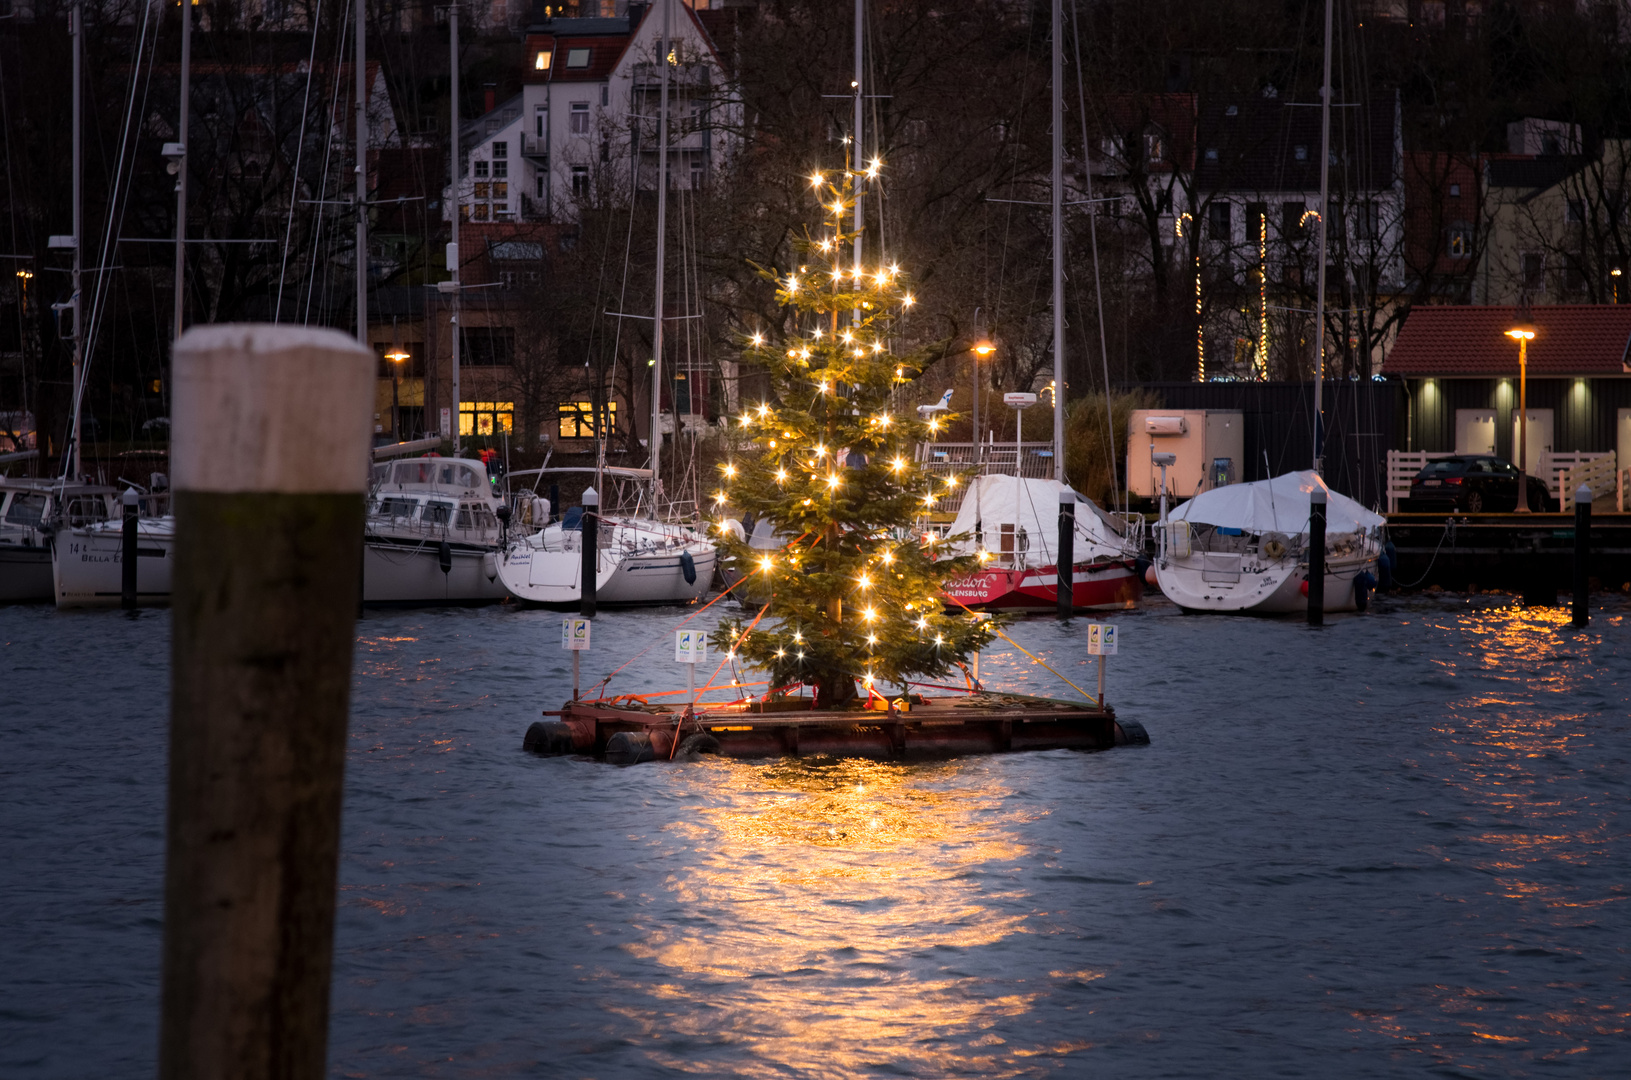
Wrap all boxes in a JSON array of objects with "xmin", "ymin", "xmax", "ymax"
[{"xmin": 525, "ymin": 691, "xmax": 1149, "ymax": 764}]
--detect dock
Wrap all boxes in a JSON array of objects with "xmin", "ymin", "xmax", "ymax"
[
  {"xmin": 524, "ymin": 691, "xmax": 1149, "ymax": 763},
  {"xmin": 1388, "ymin": 511, "xmax": 1631, "ymax": 592}
]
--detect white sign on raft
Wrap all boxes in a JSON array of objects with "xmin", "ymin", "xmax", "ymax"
[
  {"xmin": 1086, "ymin": 623, "xmax": 1118, "ymax": 656},
  {"xmin": 676, "ymin": 630, "xmax": 706, "ymax": 664},
  {"xmin": 562, "ymin": 618, "xmax": 591, "ymax": 651}
]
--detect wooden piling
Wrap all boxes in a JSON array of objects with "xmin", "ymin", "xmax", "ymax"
[
  {"xmin": 159, "ymin": 324, "xmax": 373, "ymax": 1080},
  {"xmin": 1056, "ymin": 488, "xmax": 1074, "ymax": 619},
  {"xmin": 1573, "ymin": 483, "xmax": 1591, "ymax": 628},
  {"xmin": 580, "ymin": 486, "xmax": 598, "ymax": 618},
  {"xmin": 1308, "ymin": 488, "xmax": 1326, "ymax": 626}
]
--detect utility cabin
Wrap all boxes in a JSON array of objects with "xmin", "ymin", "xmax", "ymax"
[
  {"xmin": 1125, "ymin": 409, "xmax": 1244, "ymax": 501},
  {"xmin": 1381, "ymin": 305, "xmax": 1631, "ymax": 512}
]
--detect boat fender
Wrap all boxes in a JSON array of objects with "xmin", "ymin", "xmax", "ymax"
[
  {"xmin": 675, "ymin": 732, "xmax": 721, "ymax": 759},
  {"xmin": 1262, "ymin": 538, "xmax": 1287, "ymax": 560},
  {"xmin": 1298, "ymin": 578, "xmax": 1310, "ymax": 597},
  {"xmin": 604, "ymin": 730, "xmax": 656, "ymax": 766},
  {"xmin": 1353, "ymin": 571, "xmax": 1377, "ymax": 612},
  {"xmin": 1134, "ymin": 556, "xmax": 1152, "ymax": 583},
  {"xmin": 679, "ymin": 550, "xmax": 696, "ymax": 585},
  {"xmin": 522, "ymin": 721, "xmax": 575, "ymax": 756},
  {"xmin": 482, "ymin": 552, "xmax": 498, "ymax": 582},
  {"xmin": 1113, "ymin": 718, "xmax": 1151, "ymax": 746},
  {"xmin": 438, "ymin": 540, "xmax": 453, "ymax": 575}
]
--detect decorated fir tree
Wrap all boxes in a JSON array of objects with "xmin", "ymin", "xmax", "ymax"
[{"xmin": 710, "ymin": 168, "xmax": 999, "ymax": 709}]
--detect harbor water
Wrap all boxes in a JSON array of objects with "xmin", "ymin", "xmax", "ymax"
[{"xmin": 2, "ymin": 594, "xmax": 1628, "ymax": 1077}]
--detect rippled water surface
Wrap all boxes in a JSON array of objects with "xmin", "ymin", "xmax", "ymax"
[{"xmin": 3, "ymin": 593, "xmax": 1629, "ymax": 1077}]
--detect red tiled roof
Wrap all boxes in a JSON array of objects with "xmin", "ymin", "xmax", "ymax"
[
  {"xmin": 524, "ymin": 34, "xmax": 632, "ymax": 84},
  {"xmin": 1382, "ymin": 305, "xmax": 1631, "ymax": 376}
]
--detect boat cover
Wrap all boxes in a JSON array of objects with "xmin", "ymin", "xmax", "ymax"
[
  {"xmin": 946, "ymin": 475, "xmax": 1126, "ymax": 560},
  {"xmin": 1168, "ymin": 470, "xmax": 1384, "ymax": 535}
]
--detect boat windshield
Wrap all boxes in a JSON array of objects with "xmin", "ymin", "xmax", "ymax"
[
  {"xmin": 423, "ymin": 500, "xmax": 455, "ymax": 525},
  {"xmin": 377, "ymin": 496, "xmax": 419, "ymax": 519},
  {"xmin": 64, "ymin": 495, "xmax": 109, "ymax": 526},
  {"xmin": 4, "ymin": 492, "xmax": 46, "ymax": 527}
]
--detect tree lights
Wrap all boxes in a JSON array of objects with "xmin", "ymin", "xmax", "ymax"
[{"xmin": 710, "ymin": 168, "xmax": 997, "ymax": 708}]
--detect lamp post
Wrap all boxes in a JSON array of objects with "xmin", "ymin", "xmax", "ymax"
[
  {"xmin": 1506, "ymin": 319, "xmax": 1536, "ymax": 513},
  {"xmin": 385, "ymin": 345, "xmax": 410, "ymax": 441},
  {"xmin": 971, "ymin": 316, "xmax": 994, "ymax": 465},
  {"xmin": 1612, "ymin": 267, "xmax": 1622, "ymax": 304}
]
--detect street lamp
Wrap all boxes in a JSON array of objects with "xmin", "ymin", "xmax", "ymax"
[
  {"xmin": 1505, "ymin": 316, "xmax": 1536, "ymax": 513},
  {"xmin": 970, "ymin": 308, "xmax": 994, "ymax": 464},
  {"xmin": 385, "ymin": 345, "xmax": 410, "ymax": 441},
  {"xmin": 1612, "ymin": 267, "xmax": 1622, "ymax": 304}
]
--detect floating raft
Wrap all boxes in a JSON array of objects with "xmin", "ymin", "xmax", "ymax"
[{"xmin": 523, "ymin": 691, "xmax": 1149, "ymax": 764}]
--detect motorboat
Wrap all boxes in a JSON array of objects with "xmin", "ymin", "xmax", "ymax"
[
  {"xmin": 938, "ymin": 474, "xmax": 1145, "ymax": 611},
  {"xmin": 1, "ymin": 478, "xmax": 119, "ymax": 603},
  {"xmin": 1152, "ymin": 470, "xmax": 1385, "ymax": 615},
  {"xmin": 364, "ymin": 456, "xmax": 508, "ymax": 605},
  {"xmin": 496, "ymin": 511, "xmax": 716, "ymax": 607},
  {"xmin": 52, "ymin": 502, "xmax": 175, "ymax": 608}
]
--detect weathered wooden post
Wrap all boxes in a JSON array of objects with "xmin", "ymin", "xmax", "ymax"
[
  {"xmin": 1056, "ymin": 487, "xmax": 1074, "ymax": 619},
  {"xmin": 580, "ymin": 486, "xmax": 598, "ymax": 618},
  {"xmin": 160, "ymin": 324, "xmax": 372, "ymax": 1080},
  {"xmin": 120, "ymin": 486, "xmax": 139, "ymax": 610},
  {"xmin": 1307, "ymin": 488, "xmax": 1326, "ymax": 626},
  {"xmin": 1573, "ymin": 483, "xmax": 1591, "ymax": 628}
]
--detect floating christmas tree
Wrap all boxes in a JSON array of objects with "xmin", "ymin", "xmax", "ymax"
[{"xmin": 710, "ymin": 165, "xmax": 998, "ymax": 709}]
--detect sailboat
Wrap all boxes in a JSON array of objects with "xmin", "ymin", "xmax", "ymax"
[
  {"xmin": 932, "ymin": 0, "xmax": 1144, "ymax": 613},
  {"xmin": 1149, "ymin": 0, "xmax": 1383, "ymax": 615}
]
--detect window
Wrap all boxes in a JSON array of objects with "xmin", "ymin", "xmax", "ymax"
[
  {"xmin": 460, "ymin": 327, "xmax": 515, "ymax": 366},
  {"xmin": 601, "ymin": 138, "xmax": 610, "ymax": 163},
  {"xmin": 1208, "ymin": 201, "xmax": 1231, "ymax": 241},
  {"xmin": 601, "ymin": 85, "xmax": 609, "ymax": 107},
  {"xmin": 474, "ymin": 181, "xmax": 490, "ymax": 199},
  {"xmin": 423, "ymin": 501, "xmax": 454, "ymax": 525},
  {"xmin": 536, "ymin": 173, "xmax": 547, "ymax": 199},
  {"xmin": 1449, "ymin": 183, "xmax": 1461, "ymax": 197},
  {"xmin": 571, "ymin": 165, "xmax": 589, "ymax": 198},
  {"xmin": 492, "ymin": 182, "xmax": 507, "ymax": 199},
  {"xmin": 1447, "ymin": 224, "xmax": 1470, "ymax": 258},
  {"xmin": 472, "ymin": 203, "xmax": 489, "ymax": 221},
  {"xmin": 570, "ymin": 102, "xmax": 589, "ymax": 134},
  {"xmin": 566, "ymin": 48, "xmax": 590, "ymax": 68},
  {"xmin": 459, "ymin": 401, "xmax": 514, "ymax": 437},
  {"xmin": 474, "ymin": 160, "xmax": 489, "ymax": 178},
  {"xmin": 1245, "ymin": 201, "xmax": 1269, "ymax": 240},
  {"xmin": 1567, "ymin": 199, "xmax": 1585, "ymax": 224},
  {"xmin": 494, "ymin": 141, "xmax": 507, "ymax": 159},
  {"xmin": 1144, "ymin": 131, "xmax": 1164, "ymax": 165},
  {"xmin": 1294, "ymin": 144, "xmax": 1308, "ymax": 162},
  {"xmin": 1204, "ymin": 147, "xmax": 1218, "ymax": 162},
  {"xmin": 535, "ymin": 107, "xmax": 548, "ymax": 139},
  {"xmin": 493, "ymin": 159, "xmax": 508, "ymax": 179},
  {"xmin": 558, "ymin": 400, "xmax": 617, "ymax": 438},
  {"xmin": 4, "ymin": 492, "xmax": 45, "ymax": 526},
  {"xmin": 1355, "ymin": 200, "xmax": 1380, "ymax": 242},
  {"xmin": 535, "ymin": 50, "xmax": 552, "ymax": 70},
  {"xmin": 691, "ymin": 159, "xmax": 705, "ymax": 190},
  {"xmin": 1521, "ymin": 252, "xmax": 1545, "ymax": 289},
  {"xmin": 1281, "ymin": 201, "xmax": 1305, "ymax": 239}
]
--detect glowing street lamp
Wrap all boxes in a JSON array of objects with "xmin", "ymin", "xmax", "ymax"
[
  {"xmin": 1613, "ymin": 267, "xmax": 1623, "ymax": 304},
  {"xmin": 385, "ymin": 344, "xmax": 411, "ymax": 441},
  {"xmin": 970, "ymin": 309, "xmax": 994, "ymax": 460},
  {"xmin": 1505, "ymin": 317, "xmax": 1536, "ymax": 513}
]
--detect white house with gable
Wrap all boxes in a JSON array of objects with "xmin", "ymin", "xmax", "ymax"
[{"xmin": 449, "ymin": 0, "xmax": 737, "ymax": 224}]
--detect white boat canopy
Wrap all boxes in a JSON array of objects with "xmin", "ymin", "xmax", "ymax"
[
  {"xmin": 1169, "ymin": 470, "xmax": 1384, "ymax": 535},
  {"xmin": 946, "ymin": 475, "xmax": 1126, "ymax": 560}
]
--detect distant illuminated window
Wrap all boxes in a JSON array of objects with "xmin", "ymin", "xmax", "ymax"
[
  {"xmin": 566, "ymin": 48, "xmax": 591, "ymax": 68},
  {"xmin": 535, "ymin": 50, "xmax": 552, "ymax": 70},
  {"xmin": 558, "ymin": 401, "xmax": 617, "ymax": 438},
  {"xmin": 459, "ymin": 401, "xmax": 514, "ymax": 437}
]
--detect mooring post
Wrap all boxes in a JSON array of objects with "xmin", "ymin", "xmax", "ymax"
[
  {"xmin": 580, "ymin": 486, "xmax": 598, "ymax": 618},
  {"xmin": 1573, "ymin": 483, "xmax": 1591, "ymax": 628},
  {"xmin": 159, "ymin": 324, "xmax": 372, "ymax": 1080},
  {"xmin": 1097, "ymin": 652, "xmax": 1105, "ymax": 708},
  {"xmin": 120, "ymin": 486, "xmax": 139, "ymax": 610},
  {"xmin": 1056, "ymin": 487, "xmax": 1074, "ymax": 619},
  {"xmin": 1308, "ymin": 488, "xmax": 1327, "ymax": 626}
]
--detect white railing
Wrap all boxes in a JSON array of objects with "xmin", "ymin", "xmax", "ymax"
[
  {"xmin": 1559, "ymin": 452, "xmax": 1619, "ymax": 512},
  {"xmin": 1385, "ymin": 450, "xmax": 1456, "ymax": 513},
  {"xmin": 1539, "ymin": 451, "xmax": 1610, "ymax": 507},
  {"xmin": 915, "ymin": 441, "xmax": 1055, "ymax": 514}
]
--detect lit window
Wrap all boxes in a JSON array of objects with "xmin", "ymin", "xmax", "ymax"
[
  {"xmin": 535, "ymin": 50, "xmax": 552, "ymax": 70},
  {"xmin": 558, "ymin": 401, "xmax": 617, "ymax": 439},
  {"xmin": 566, "ymin": 48, "xmax": 590, "ymax": 68},
  {"xmin": 459, "ymin": 401, "xmax": 514, "ymax": 437}
]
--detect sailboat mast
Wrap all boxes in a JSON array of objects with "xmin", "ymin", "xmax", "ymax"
[
  {"xmin": 67, "ymin": 0, "xmax": 83, "ymax": 480},
  {"xmin": 1050, "ymin": 0, "xmax": 1064, "ymax": 483},
  {"xmin": 356, "ymin": 0, "xmax": 367, "ymax": 344},
  {"xmin": 1312, "ymin": 0, "xmax": 1333, "ymax": 475},
  {"xmin": 449, "ymin": 1, "xmax": 461, "ymax": 454},
  {"xmin": 649, "ymin": 0, "xmax": 672, "ymax": 501},
  {"xmin": 173, "ymin": 0, "xmax": 190, "ymax": 345},
  {"xmin": 852, "ymin": 0, "xmax": 863, "ymax": 312}
]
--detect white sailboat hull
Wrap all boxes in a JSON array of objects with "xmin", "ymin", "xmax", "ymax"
[
  {"xmin": 363, "ymin": 536, "xmax": 506, "ymax": 605},
  {"xmin": 1154, "ymin": 551, "xmax": 1377, "ymax": 615},
  {"xmin": 496, "ymin": 526, "xmax": 716, "ymax": 607},
  {"xmin": 52, "ymin": 519, "xmax": 175, "ymax": 608}
]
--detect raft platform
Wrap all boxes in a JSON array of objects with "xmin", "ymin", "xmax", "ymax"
[{"xmin": 523, "ymin": 691, "xmax": 1149, "ymax": 764}]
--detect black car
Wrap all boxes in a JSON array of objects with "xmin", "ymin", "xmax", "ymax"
[{"xmin": 1407, "ymin": 455, "xmax": 1552, "ymax": 513}]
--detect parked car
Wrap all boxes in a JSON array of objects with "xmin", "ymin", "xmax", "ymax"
[{"xmin": 1407, "ymin": 455, "xmax": 1552, "ymax": 513}]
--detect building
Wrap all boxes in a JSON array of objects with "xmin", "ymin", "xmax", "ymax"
[
  {"xmin": 450, "ymin": 0, "xmax": 738, "ymax": 224},
  {"xmin": 1382, "ymin": 304, "xmax": 1631, "ymax": 472}
]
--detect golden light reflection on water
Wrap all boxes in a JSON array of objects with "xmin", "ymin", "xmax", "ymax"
[
  {"xmin": 1358, "ymin": 603, "xmax": 1629, "ymax": 1061},
  {"xmin": 605, "ymin": 757, "xmax": 1093, "ymax": 1078}
]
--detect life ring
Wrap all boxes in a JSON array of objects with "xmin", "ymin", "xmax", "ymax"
[{"xmin": 1262, "ymin": 538, "xmax": 1287, "ymax": 560}]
